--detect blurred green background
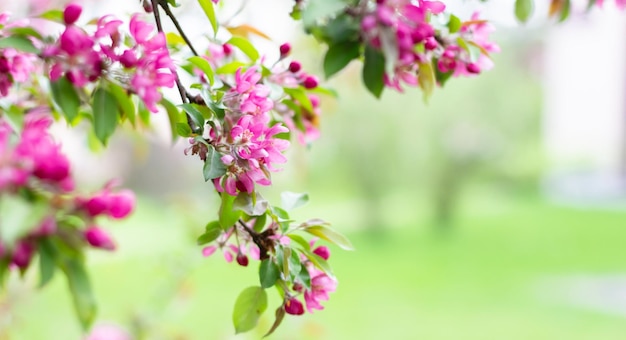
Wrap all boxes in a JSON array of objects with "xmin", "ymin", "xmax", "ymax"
[{"xmin": 3, "ymin": 26, "xmax": 626, "ymax": 340}]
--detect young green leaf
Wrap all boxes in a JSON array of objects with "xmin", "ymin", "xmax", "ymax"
[
  {"xmin": 287, "ymin": 234, "xmax": 311, "ymax": 251},
  {"xmin": 0, "ymin": 36, "xmax": 39, "ymax": 53},
  {"xmin": 38, "ymin": 239, "xmax": 57, "ymax": 288},
  {"xmin": 234, "ymin": 192, "xmax": 269, "ymax": 216},
  {"xmin": 298, "ymin": 248, "xmax": 335, "ymax": 279},
  {"xmin": 106, "ymin": 82, "xmax": 136, "ymax": 127},
  {"xmin": 61, "ymin": 259, "xmax": 97, "ymax": 330},
  {"xmin": 418, "ymin": 61, "xmax": 436, "ymax": 103},
  {"xmin": 362, "ymin": 45, "xmax": 385, "ymax": 98},
  {"xmin": 197, "ymin": 0, "xmax": 218, "ymax": 36},
  {"xmin": 197, "ymin": 221, "xmax": 222, "ymax": 245},
  {"xmin": 232, "ymin": 286, "xmax": 268, "ymax": 334},
  {"xmin": 160, "ymin": 98, "xmax": 184, "ymax": 142},
  {"xmin": 180, "ymin": 103, "xmax": 205, "ymax": 132},
  {"xmin": 203, "ymin": 146, "xmax": 227, "ymax": 181},
  {"xmin": 219, "ymin": 193, "xmax": 242, "ymax": 229},
  {"xmin": 323, "ymin": 40, "xmax": 360, "ymax": 79},
  {"xmin": 304, "ymin": 224, "xmax": 354, "ymax": 251},
  {"xmin": 92, "ymin": 87, "xmax": 120, "ymax": 145},
  {"xmin": 188, "ymin": 56, "xmax": 215, "ymax": 86},
  {"xmin": 283, "ymin": 87, "xmax": 313, "ymax": 113},
  {"xmin": 515, "ymin": 0, "xmax": 534, "ymax": 23},
  {"xmin": 447, "ymin": 14, "xmax": 462, "ymax": 33},
  {"xmin": 227, "ymin": 36, "xmax": 260, "ymax": 62},
  {"xmin": 50, "ymin": 78, "xmax": 80, "ymax": 123},
  {"xmin": 259, "ymin": 259, "xmax": 280, "ymax": 288},
  {"xmin": 263, "ymin": 306, "xmax": 286, "ymax": 338}
]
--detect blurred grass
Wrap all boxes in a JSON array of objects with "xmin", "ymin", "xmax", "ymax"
[{"xmin": 4, "ymin": 191, "xmax": 626, "ymax": 340}]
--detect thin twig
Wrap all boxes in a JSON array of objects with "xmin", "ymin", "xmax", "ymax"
[{"xmin": 159, "ymin": 1, "xmax": 200, "ymax": 56}]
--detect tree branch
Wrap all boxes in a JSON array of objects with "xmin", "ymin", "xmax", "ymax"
[{"xmin": 158, "ymin": 0, "xmax": 200, "ymax": 57}]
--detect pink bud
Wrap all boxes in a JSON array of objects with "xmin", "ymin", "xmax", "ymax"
[
  {"xmin": 361, "ymin": 15, "xmax": 377, "ymax": 32},
  {"xmin": 85, "ymin": 226, "xmax": 116, "ymax": 251},
  {"xmin": 279, "ymin": 43, "xmax": 291, "ymax": 57},
  {"xmin": 11, "ymin": 241, "xmax": 35, "ymax": 268},
  {"xmin": 63, "ymin": 4, "xmax": 82, "ymax": 25},
  {"xmin": 284, "ymin": 298, "xmax": 305, "ymax": 315},
  {"xmin": 202, "ymin": 245, "xmax": 217, "ymax": 257},
  {"xmin": 466, "ymin": 63, "xmax": 481, "ymax": 74},
  {"xmin": 236, "ymin": 253, "xmax": 249, "ymax": 267},
  {"xmin": 107, "ymin": 190, "xmax": 135, "ymax": 219},
  {"xmin": 222, "ymin": 43, "xmax": 233, "ymax": 56},
  {"xmin": 313, "ymin": 245, "xmax": 330, "ymax": 260},
  {"xmin": 83, "ymin": 194, "xmax": 109, "ymax": 217},
  {"xmin": 424, "ymin": 37, "xmax": 438, "ymax": 50},
  {"xmin": 303, "ymin": 76, "xmax": 318, "ymax": 89},
  {"xmin": 32, "ymin": 216, "xmax": 57, "ymax": 237},
  {"xmin": 142, "ymin": 0, "xmax": 153, "ymax": 13},
  {"xmin": 289, "ymin": 61, "xmax": 302, "ymax": 73}
]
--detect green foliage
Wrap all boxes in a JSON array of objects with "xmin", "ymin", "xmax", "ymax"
[
  {"xmin": 50, "ymin": 78, "xmax": 81, "ymax": 124},
  {"xmin": 362, "ymin": 45, "xmax": 385, "ymax": 98},
  {"xmin": 0, "ymin": 36, "xmax": 39, "ymax": 53},
  {"xmin": 232, "ymin": 286, "xmax": 268, "ymax": 334},
  {"xmin": 203, "ymin": 146, "xmax": 227, "ymax": 182},
  {"xmin": 219, "ymin": 193, "xmax": 242, "ymax": 229},
  {"xmin": 258, "ymin": 259, "xmax": 280, "ymax": 288},
  {"xmin": 92, "ymin": 87, "xmax": 120, "ymax": 145},
  {"xmin": 323, "ymin": 41, "xmax": 360, "ymax": 79},
  {"xmin": 197, "ymin": 0, "xmax": 218, "ymax": 36},
  {"xmin": 197, "ymin": 221, "xmax": 222, "ymax": 245},
  {"xmin": 61, "ymin": 258, "xmax": 97, "ymax": 330},
  {"xmin": 226, "ymin": 36, "xmax": 260, "ymax": 62},
  {"xmin": 280, "ymin": 192, "xmax": 309, "ymax": 211},
  {"xmin": 303, "ymin": 223, "xmax": 354, "ymax": 251},
  {"xmin": 515, "ymin": 0, "xmax": 534, "ymax": 23}
]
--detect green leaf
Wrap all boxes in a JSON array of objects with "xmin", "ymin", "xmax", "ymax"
[
  {"xmin": 447, "ymin": 14, "xmax": 462, "ymax": 33},
  {"xmin": 92, "ymin": 87, "xmax": 120, "ymax": 145},
  {"xmin": 197, "ymin": 0, "xmax": 218, "ymax": 36},
  {"xmin": 176, "ymin": 122, "xmax": 193, "ymax": 137},
  {"xmin": 216, "ymin": 61, "xmax": 248, "ymax": 75},
  {"xmin": 297, "ymin": 265, "xmax": 311, "ymax": 289},
  {"xmin": 298, "ymin": 248, "xmax": 335, "ymax": 279},
  {"xmin": 3, "ymin": 105, "xmax": 24, "ymax": 133},
  {"xmin": 160, "ymin": 98, "xmax": 183, "ymax": 142},
  {"xmin": 559, "ymin": 0, "xmax": 571, "ymax": 22},
  {"xmin": 287, "ymin": 249, "xmax": 302, "ymax": 280},
  {"xmin": 107, "ymin": 82, "xmax": 136, "ymax": 127},
  {"xmin": 50, "ymin": 78, "xmax": 80, "ymax": 123},
  {"xmin": 219, "ymin": 193, "xmax": 242, "ymax": 229},
  {"xmin": 323, "ymin": 40, "xmax": 360, "ymax": 78},
  {"xmin": 253, "ymin": 213, "xmax": 267, "ymax": 232},
  {"xmin": 232, "ymin": 286, "xmax": 268, "ymax": 334},
  {"xmin": 303, "ymin": 224, "xmax": 354, "ymax": 250},
  {"xmin": 362, "ymin": 45, "xmax": 385, "ymax": 99},
  {"xmin": 259, "ymin": 259, "xmax": 280, "ymax": 288},
  {"xmin": 227, "ymin": 36, "xmax": 260, "ymax": 62},
  {"xmin": 418, "ymin": 61, "xmax": 436, "ymax": 103},
  {"xmin": 203, "ymin": 145, "xmax": 227, "ymax": 181},
  {"xmin": 0, "ymin": 36, "xmax": 39, "ymax": 53},
  {"xmin": 61, "ymin": 259, "xmax": 97, "ymax": 330},
  {"xmin": 8, "ymin": 27, "xmax": 43, "ymax": 40},
  {"xmin": 283, "ymin": 87, "xmax": 313, "ymax": 113},
  {"xmin": 180, "ymin": 103, "xmax": 205, "ymax": 133},
  {"xmin": 197, "ymin": 220, "xmax": 222, "ymax": 245},
  {"xmin": 515, "ymin": 0, "xmax": 534, "ymax": 23},
  {"xmin": 188, "ymin": 56, "xmax": 215, "ymax": 86},
  {"xmin": 263, "ymin": 306, "xmax": 286, "ymax": 338},
  {"xmin": 234, "ymin": 192, "xmax": 269, "ymax": 216},
  {"xmin": 280, "ymin": 192, "xmax": 309, "ymax": 211},
  {"xmin": 38, "ymin": 239, "xmax": 57, "ymax": 288},
  {"xmin": 287, "ymin": 234, "xmax": 311, "ymax": 251},
  {"xmin": 38, "ymin": 9, "xmax": 63, "ymax": 22},
  {"xmin": 301, "ymin": 0, "xmax": 348, "ymax": 28}
]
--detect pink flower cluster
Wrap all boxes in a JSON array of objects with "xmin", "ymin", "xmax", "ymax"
[
  {"xmin": 44, "ymin": 4, "xmax": 175, "ymax": 112},
  {"xmin": 208, "ymin": 66, "xmax": 290, "ymax": 196},
  {"xmin": 361, "ymin": 0, "xmax": 498, "ymax": 91},
  {"xmin": 0, "ymin": 15, "xmax": 37, "ymax": 97},
  {"xmin": 285, "ymin": 241, "xmax": 337, "ymax": 315},
  {"xmin": 0, "ymin": 114, "xmax": 135, "ymax": 269},
  {"xmin": 596, "ymin": 0, "xmax": 626, "ymax": 8}
]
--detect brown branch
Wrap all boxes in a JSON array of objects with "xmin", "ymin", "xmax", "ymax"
[{"xmin": 158, "ymin": 0, "xmax": 200, "ymax": 57}]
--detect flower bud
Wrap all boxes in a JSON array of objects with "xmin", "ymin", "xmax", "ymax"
[
  {"xmin": 142, "ymin": 0, "xmax": 153, "ymax": 13},
  {"xmin": 222, "ymin": 43, "xmax": 233, "ymax": 56},
  {"xmin": 83, "ymin": 194, "xmax": 109, "ymax": 217},
  {"xmin": 85, "ymin": 226, "xmax": 116, "ymax": 251},
  {"xmin": 279, "ymin": 43, "xmax": 291, "ymax": 57},
  {"xmin": 313, "ymin": 245, "xmax": 330, "ymax": 260},
  {"xmin": 361, "ymin": 15, "xmax": 377, "ymax": 32},
  {"xmin": 107, "ymin": 190, "xmax": 135, "ymax": 219},
  {"xmin": 236, "ymin": 253, "xmax": 249, "ymax": 267},
  {"xmin": 466, "ymin": 63, "xmax": 481, "ymax": 74},
  {"xmin": 202, "ymin": 245, "xmax": 217, "ymax": 257},
  {"xmin": 303, "ymin": 76, "xmax": 318, "ymax": 89},
  {"xmin": 12, "ymin": 241, "xmax": 35, "ymax": 268},
  {"xmin": 288, "ymin": 61, "xmax": 302, "ymax": 73},
  {"xmin": 424, "ymin": 37, "xmax": 438, "ymax": 50},
  {"xmin": 63, "ymin": 3, "xmax": 82, "ymax": 25},
  {"xmin": 284, "ymin": 298, "xmax": 305, "ymax": 315}
]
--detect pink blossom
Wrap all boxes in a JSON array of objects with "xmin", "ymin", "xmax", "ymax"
[
  {"xmin": 11, "ymin": 241, "xmax": 35, "ymax": 268},
  {"xmin": 80, "ymin": 187, "xmax": 135, "ymax": 219},
  {"xmin": 303, "ymin": 267, "xmax": 337, "ymax": 313},
  {"xmin": 84, "ymin": 226, "xmax": 116, "ymax": 251}
]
